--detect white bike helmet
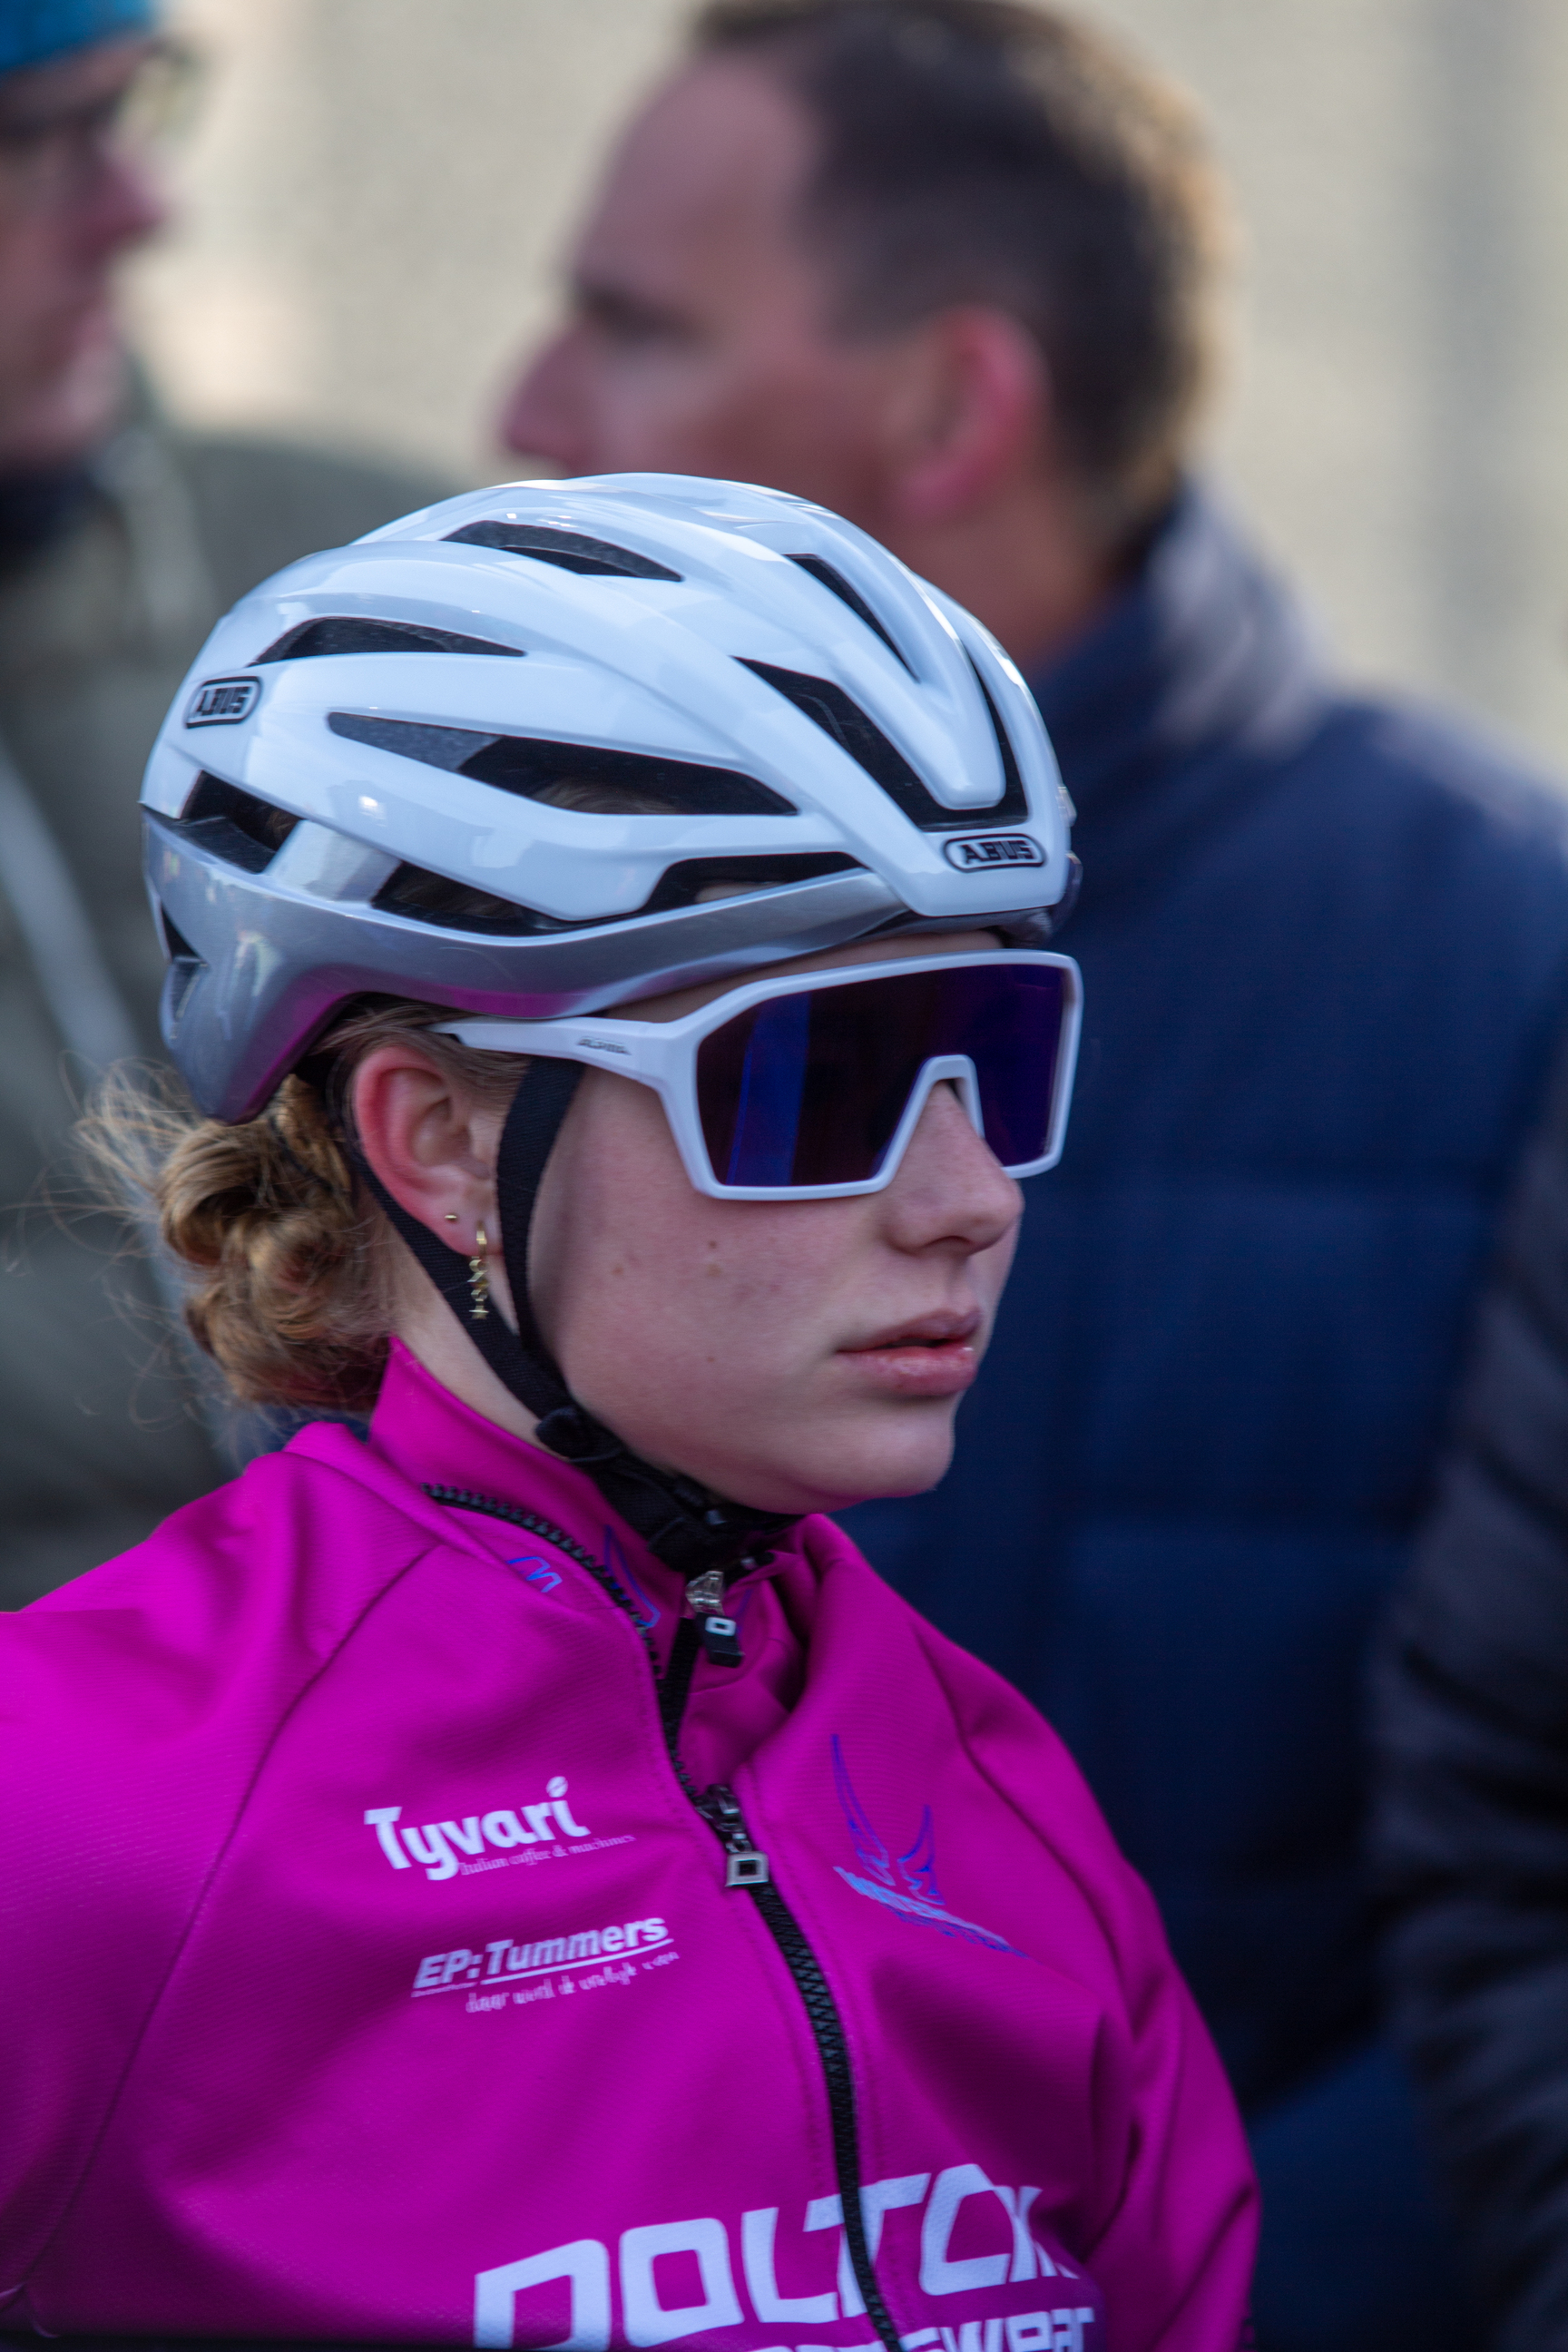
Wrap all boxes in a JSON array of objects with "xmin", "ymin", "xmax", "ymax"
[
  {"xmin": 143, "ymin": 474, "xmax": 1075, "ymax": 1124},
  {"xmin": 141, "ymin": 475, "xmax": 1079, "ymax": 1579}
]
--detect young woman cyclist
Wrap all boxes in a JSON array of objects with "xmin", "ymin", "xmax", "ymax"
[{"xmin": 0, "ymin": 478, "xmax": 1255, "ymax": 2349}]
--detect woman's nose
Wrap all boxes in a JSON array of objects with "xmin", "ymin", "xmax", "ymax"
[{"xmin": 880, "ymin": 1081, "xmax": 1023, "ymax": 1255}]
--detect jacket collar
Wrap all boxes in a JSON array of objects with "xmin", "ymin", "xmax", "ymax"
[
  {"xmin": 353, "ymin": 1338, "xmax": 786, "ymax": 1627},
  {"xmin": 1027, "ymin": 482, "xmax": 1332, "ymax": 887},
  {"xmin": 364, "ymin": 1337, "xmax": 638, "ymax": 1556}
]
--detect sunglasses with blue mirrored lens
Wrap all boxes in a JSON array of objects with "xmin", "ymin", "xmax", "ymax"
[{"xmin": 437, "ymin": 949, "xmax": 1082, "ymax": 1201}]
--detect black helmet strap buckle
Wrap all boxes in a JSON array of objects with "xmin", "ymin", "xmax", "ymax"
[{"xmin": 355, "ymin": 1054, "xmax": 796, "ymax": 1581}]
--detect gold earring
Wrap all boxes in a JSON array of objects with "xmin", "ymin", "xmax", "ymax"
[{"xmin": 468, "ymin": 1221, "xmax": 491, "ymax": 1320}]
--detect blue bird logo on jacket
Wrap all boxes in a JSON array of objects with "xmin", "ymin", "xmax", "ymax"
[{"xmin": 830, "ymin": 1736, "xmax": 1024, "ymax": 1955}]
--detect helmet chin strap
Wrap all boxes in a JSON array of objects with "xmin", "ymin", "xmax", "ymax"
[{"xmin": 355, "ymin": 1056, "xmax": 798, "ymax": 1581}]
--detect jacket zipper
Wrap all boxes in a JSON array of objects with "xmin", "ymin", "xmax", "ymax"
[
  {"xmin": 426, "ymin": 1486, "xmax": 902, "ymax": 2352},
  {"xmin": 686, "ymin": 1565, "xmax": 746, "ymax": 1667}
]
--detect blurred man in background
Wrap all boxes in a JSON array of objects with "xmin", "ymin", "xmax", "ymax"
[
  {"xmin": 0, "ymin": 0, "xmax": 446, "ymax": 1605},
  {"xmin": 505, "ymin": 4, "xmax": 1568, "ymax": 2344}
]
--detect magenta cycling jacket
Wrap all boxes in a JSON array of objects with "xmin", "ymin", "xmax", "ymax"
[{"xmin": 0, "ymin": 1341, "xmax": 1256, "ymax": 2350}]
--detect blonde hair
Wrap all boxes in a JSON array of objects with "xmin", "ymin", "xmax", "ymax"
[{"xmin": 82, "ymin": 1002, "xmax": 526, "ymax": 1416}]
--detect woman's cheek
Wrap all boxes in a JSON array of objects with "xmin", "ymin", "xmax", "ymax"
[{"xmin": 972, "ymin": 1221, "xmax": 1021, "ymax": 1338}]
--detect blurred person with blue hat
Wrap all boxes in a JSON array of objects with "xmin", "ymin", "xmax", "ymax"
[
  {"xmin": 0, "ymin": 0, "xmax": 448, "ymax": 1603},
  {"xmin": 0, "ymin": 0, "xmax": 157, "ymax": 70}
]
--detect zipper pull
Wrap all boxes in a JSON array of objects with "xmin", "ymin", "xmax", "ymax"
[
  {"xmin": 686, "ymin": 1567, "xmax": 743, "ymax": 1668},
  {"xmin": 696, "ymin": 1783, "xmax": 771, "ymax": 1888}
]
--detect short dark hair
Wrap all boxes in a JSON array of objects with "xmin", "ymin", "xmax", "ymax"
[{"xmin": 689, "ymin": 0, "xmax": 1229, "ymax": 545}]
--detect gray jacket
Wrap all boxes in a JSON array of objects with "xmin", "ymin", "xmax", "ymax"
[{"xmin": 0, "ymin": 415, "xmax": 448, "ymax": 1605}]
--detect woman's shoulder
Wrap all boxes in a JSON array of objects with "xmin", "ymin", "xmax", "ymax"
[
  {"xmin": 802, "ymin": 1508, "xmax": 1081, "ymax": 1748},
  {"xmin": 0, "ymin": 1426, "xmax": 453, "ymax": 1779},
  {"xmin": 0, "ymin": 1426, "xmax": 472, "ymax": 2040},
  {"xmin": 802, "ymin": 1513, "xmax": 1177, "ymax": 1974},
  {"xmin": 0, "ymin": 1425, "xmax": 460, "ymax": 2266}
]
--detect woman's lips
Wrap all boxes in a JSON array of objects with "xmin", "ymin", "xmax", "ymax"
[{"xmin": 836, "ymin": 1314, "xmax": 982, "ymax": 1397}]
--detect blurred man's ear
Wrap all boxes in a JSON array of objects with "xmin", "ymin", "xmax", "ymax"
[
  {"xmin": 878, "ymin": 306, "xmax": 1052, "ymax": 531},
  {"xmin": 865, "ymin": 301, "xmax": 1111, "ymax": 664}
]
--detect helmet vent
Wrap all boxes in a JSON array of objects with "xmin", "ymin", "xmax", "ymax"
[
  {"xmin": 158, "ymin": 912, "xmax": 205, "ymax": 1027},
  {"xmin": 373, "ymin": 865, "xmax": 567, "ymax": 936},
  {"xmin": 175, "ymin": 773, "xmax": 299, "ymax": 873},
  {"xmin": 254, "ymin": 617, "xmax": 524, "ymax": 663},
  {"xmin": 740, "ymin": 660, "xmax": 998, "ymax": 833},
  {"xmin": 372, "ymin": 850, "xmax": 862, "ymax": 937},
  {"xmin": 968, "ymin": 662, "xmax": 1031, "ymax": 825},
  {"xmin": 788, "ymin": 555, "xmax": 912, "ymax": 674},
  {"xmin": 328, "ymin": 711, "xmax": 796, "ymax": 817},
  {"xmin": 642, "ymin": 851, "xmax": 860, "ymax": 912},
  {"xmin": 443, "ymin": 520, "xmax": 681, "ymax": 583}
]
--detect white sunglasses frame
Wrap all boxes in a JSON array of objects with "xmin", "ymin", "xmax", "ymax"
[{"xmin": 435, "ymin": 948, "xmax": 1083, "ymax": 1202}]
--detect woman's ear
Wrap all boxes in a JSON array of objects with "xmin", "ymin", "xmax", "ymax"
[
  {"xmin": 350, "ymin": 1044, "xmax": 498, "ymax": 1250},
  {"xmin": 352, "ymin": 1042, "xmax": 532, "ymax": 1435}
]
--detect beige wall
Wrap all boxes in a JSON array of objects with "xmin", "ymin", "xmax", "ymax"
[{"xmin": 127, "ymin": 0, "xmax": 1568, "ymax": 771}]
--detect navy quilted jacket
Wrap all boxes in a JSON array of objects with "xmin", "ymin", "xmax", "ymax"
[{"xmin": 844, "ymin": 485, "xmax": 1568, "ymax": 2347}]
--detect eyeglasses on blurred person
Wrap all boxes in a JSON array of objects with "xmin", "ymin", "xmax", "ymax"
[{"xmin": 0, "ymin": 0, "xmax": 453, "ymax": 1610}]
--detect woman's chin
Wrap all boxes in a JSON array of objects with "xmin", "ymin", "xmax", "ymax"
[{"xmin": 714, "ymin": 1426, "xmax": 960, "ymax": 1521}]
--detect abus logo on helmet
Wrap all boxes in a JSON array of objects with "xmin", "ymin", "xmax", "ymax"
[
  {"xmin": 366, "ymin": 1778, "xmax": 591, "ymax": 1882},
  {"xmin": 184, "ymin": 675, "xmax": 260, "ymax": 727},
  {"xmin": 944, "ymin": 834, "xmax": 1045, "ymax": 872}
]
